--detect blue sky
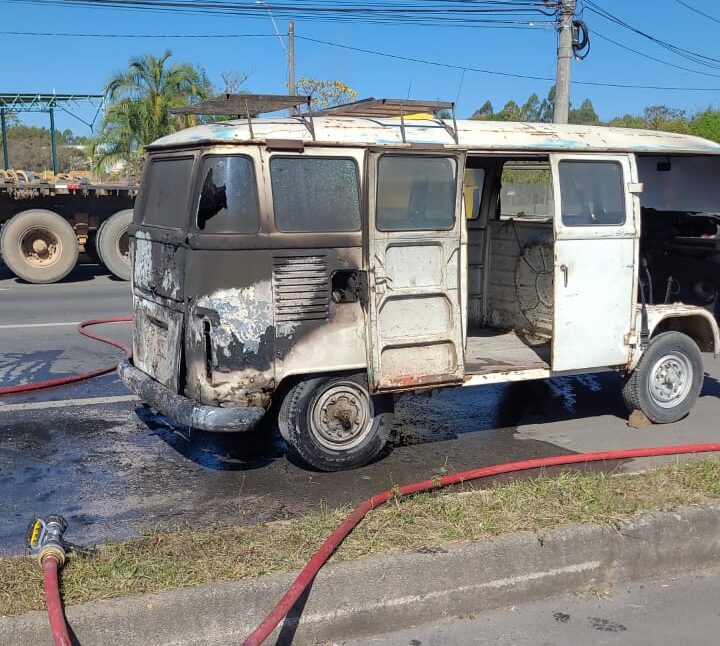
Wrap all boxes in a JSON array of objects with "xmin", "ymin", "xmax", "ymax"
[{"xmin": 2, "ymin": 0, "xmax": 720, "ymax": 135}]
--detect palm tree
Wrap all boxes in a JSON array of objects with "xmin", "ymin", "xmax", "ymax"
[{"xmin": 94, "ymin": 51, "xmax": 212, "ymax": 173}]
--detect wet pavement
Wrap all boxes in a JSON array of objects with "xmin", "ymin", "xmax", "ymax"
[{"xmin": 1, "ymin": 269, "xmax": 720, "ymax": 554}]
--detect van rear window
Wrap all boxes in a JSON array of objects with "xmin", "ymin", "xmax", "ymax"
[
  {"xmin": 196, "ymin": 156, "xmax": 260, "ymax": 233},
  {"xmin": 270, "ymin": 157, "xmax": 361, "ymax": 232},
  {"xmin": 142, "ymin": 157, "xmax": 194, "ymax": 229},
  {"xmin": 377, "ymin": 155, "xmax": 457, "ymax": 231}
]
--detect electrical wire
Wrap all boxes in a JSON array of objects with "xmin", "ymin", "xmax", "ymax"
[
  {"xmin": 584, "ymin": 0, "xmax": 720, "ymax": 70},
  {"xmin": 673, "ymin": 0, "xmax": 720, "ymax": 25},
  {"xmin": 296, "ymin": 35, "xmax": 720, "ymax": 91},
  {"xmin": 2, "ymin": 27, "xmax": 720, "ymax": 92},
  {"xmin": 591, "ymin": 29, "xmax": 720, "ymax": 79},
  {"xmin": 0, "ymin": 0, "xmax": 557, "ymax": 27}
]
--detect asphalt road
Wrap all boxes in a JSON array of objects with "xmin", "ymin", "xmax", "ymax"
[
  {"xmin": 1, "ymin": 263, "xmax": 720, "ymax": 555},
  {"xmin": 342, "ymin": 569, "xmax": 720, "ymax": 645}
]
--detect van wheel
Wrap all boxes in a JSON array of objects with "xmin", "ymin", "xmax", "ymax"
[
  {"xmin": 0, "ymin": 209, "xmax": 78, "ymax": 283},
  {"xmin": 279, "ymin": 373, "xmax": 393, "ymax": 471},
  {"xmin": 97, "ymin": 210, "xmax": 132, "ymax": 280},
  {"xmin": 622, "ymin": 332, "xmax": 703, "ymax": 424}
]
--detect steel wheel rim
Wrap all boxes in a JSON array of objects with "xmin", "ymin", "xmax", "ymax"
[
  {"xmin": 648, "ymin": 352, "xmax": 693, "ymax": 409},
  {"xmin": 118, "ymin": 231, "xmax": 130, "ymax": 264},
  {"xmin": 18, "ymin": 226, "xmax": 62, "ymax": 269},
  {"xmin": 310, "ymin": 380, "xmax": 374, "ymax": 451}
]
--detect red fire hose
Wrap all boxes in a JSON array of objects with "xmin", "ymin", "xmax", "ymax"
[
  {"xmin": 0, "ymin": 317, "xmax": 132, "ymax": 395},
  {"xmin": 242, "ymin": 442, "xmax": 720, "ymax": 646},
  {"xmin": 43, "ymin": 556, "xmax": 72, "ymax": 646},
  {"xmin": 3, "ymin": 320, "xmax": 717, "ymax": 645}
]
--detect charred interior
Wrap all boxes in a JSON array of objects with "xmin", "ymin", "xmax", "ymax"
[
  {"xmin": 637, "ymin": 155, "xmax": 720, "ymax": 320},
  {"xmin": 464, "ymin": 156, "xmax": 553, "ymax": 376}
]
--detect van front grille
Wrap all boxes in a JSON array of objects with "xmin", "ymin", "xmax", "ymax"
[{"xmin": 272, "ymin": 255, "xmax": 330, "ymax": 323}]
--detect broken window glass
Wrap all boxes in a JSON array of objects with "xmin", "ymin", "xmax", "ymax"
[{"xmin": 195, "ymin": 155, "xmax": 260, "ymax": 233}]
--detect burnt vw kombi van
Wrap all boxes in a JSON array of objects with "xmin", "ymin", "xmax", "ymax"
[{"xmin": 119, "ymin": 97, "xmax": 720, "ymax": 471}]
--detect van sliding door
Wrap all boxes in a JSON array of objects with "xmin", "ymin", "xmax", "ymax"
[{"xmin": 366, "ymin": 149, "xmax": 466, "ymax": 391}]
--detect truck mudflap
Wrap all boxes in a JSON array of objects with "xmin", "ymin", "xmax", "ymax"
[{"xmin": 117, "ymin": 359, "xmax": 265, "ymax": 432}]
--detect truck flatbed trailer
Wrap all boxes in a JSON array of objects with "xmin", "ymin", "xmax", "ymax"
[{"xmin": 0, "ymin": 170, "xmax": 138, "ymax": 283}]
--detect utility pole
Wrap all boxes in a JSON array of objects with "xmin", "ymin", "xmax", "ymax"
[
  {"xmin": 288, "ymin": 21, "xmax": 296, "ymax": 116},
  {"xmin": 553, "ymin": 0, "xmax": 575, "ymax": 124}
]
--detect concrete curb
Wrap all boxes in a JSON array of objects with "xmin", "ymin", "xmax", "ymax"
[{"xmin": 3, "ymin": 504, "xmax": 720, "ymax": 646}]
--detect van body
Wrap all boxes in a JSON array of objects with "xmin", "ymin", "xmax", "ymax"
[{"xmin": 119, "ymin": 115, "xmax": 720, "ymax": 470}]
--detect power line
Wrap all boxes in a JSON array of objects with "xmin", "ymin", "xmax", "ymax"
[
  {"xmin": 591, "ymin": 29, "xmax": 720, "ymax": 79},
  {"xmin": 673, "ymin": 0, "xmax": 720, "ymax": 25},
  {"xmin": 0, "ymin": 0, "xmax": 557, "ymax": 27},
  {"xmin": 3, "ymin": 26, "xmax": 720, "ymax": 92},
  {"xmin": 0, "ymin": 30, "xmax": 279, "ymax": 38},
  {"xmin": 584, "ymin": 0, "xmax": 720, "ymax": 70},
  {"xmin": 296, "ymin": 35, "xmax": 720, "ymax": 91}
]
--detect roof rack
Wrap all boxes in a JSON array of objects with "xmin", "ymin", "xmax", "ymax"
[
  {"xmin": 311, "ymin": 98, "xmax": 458, "ymax": 144},
  {"xmin": 169, "ymin": 93, "xmax": 313, "ymax": 138}
]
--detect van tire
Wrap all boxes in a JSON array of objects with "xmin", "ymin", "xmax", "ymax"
[
  {"xmin": 0, "ymin": 209, "xmax": 78, "ymax": 283},
  {"xmin": 97, "ymin": 210, "xmax": 132, "ymax": 280},
  {"xmin": 622, "ymin": 332, "xmax": 703, "ymax": 424},
  {"xmin": 279, "ymin": 373, "xmax": 393, "ymax": 471}
]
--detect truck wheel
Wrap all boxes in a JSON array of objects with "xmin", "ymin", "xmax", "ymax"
[
  {"xmin": 0, "ymin": 209, "xmax": 78, "ymax": 283},
  {"xmin": 279, "ymin": 373, "xmax": 393, "ymax": 471},
  {"xmin": 97, "ymin": 210, "xmax": 132, "ymax": 281},
  {"xmin": 622, "ymin": 331, "xmax": 704, "ymax": 424}
]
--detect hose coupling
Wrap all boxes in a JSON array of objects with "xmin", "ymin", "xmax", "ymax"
[{"xmin": 26, "ymin": 515, "xmax": 69, "ymax": 567}]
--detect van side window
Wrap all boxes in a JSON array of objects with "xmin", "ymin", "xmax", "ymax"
[
  {"xmin": 499, "ymin": 161, "xmax": 553, "ymax": 221},
  {"xmin": 196, "ymin": 156, "xmax": 259, "ymax": 233},
  {"xmin": 377, "ymin": 155, "xmax": 457, "ymax": 231},
  {"xmin": 270, "ymin": 157, "xmax": 361, "ymax": 232},
  {"xmin": 559, "ymin": 160, "xmax": 626, "ymax": 226},
  {"xmin": 142, "ymin": 157, "xmax": 194, "ymax": 229}
]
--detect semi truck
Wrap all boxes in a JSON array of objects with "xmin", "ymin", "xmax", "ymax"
[{"xmin": 0, "ymin": 168, "xmax": 138, "ymax": 283}]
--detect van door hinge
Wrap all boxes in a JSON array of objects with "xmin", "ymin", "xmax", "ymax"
[{"xmin": 627, "ymin": 182, "xmax": 644, "ymax": 194}]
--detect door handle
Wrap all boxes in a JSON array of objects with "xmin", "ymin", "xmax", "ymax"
[{"xmin": 560, "ymin": 264, "xmax": 568, "ymax": 287}]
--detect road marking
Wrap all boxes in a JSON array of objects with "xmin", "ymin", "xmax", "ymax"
[
  {"xmin": 0, "ymin": 394, "xmax": 138, "ymax": 412},
  {"xmin": 0, "ymin": 322, "xmax": 82, "ymax": 329}
]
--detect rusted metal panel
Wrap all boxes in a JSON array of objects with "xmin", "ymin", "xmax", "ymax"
[
  {"xmin": 366, "ymin": 149, "xmax": 466, "ymax": 391},
  {"xmin": 132, "ymin": 297, "xmax": 183, "ymax": 393}
]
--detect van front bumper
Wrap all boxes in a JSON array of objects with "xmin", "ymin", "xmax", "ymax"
[{"xmin": 118, "ymin": 359, "xmax": 265, "ymax": 432}]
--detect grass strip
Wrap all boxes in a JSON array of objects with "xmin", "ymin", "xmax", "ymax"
[{"xmin": 2, "ymin": 457, "xmax": 720, "ymax": 617}]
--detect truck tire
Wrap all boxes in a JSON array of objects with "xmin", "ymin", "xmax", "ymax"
[
  {"xmin": 622, "ymin": 331, "xmax": 704, "ymax": 424},
  {"xmin": 279, "ymin": 373, "xmax": 393, "ymax": 471},
  {"xmin": 96, "ymin": 209, "xmax": 132, "ymax": 281},
  {"xmin": 0, "ymin": 209, "xmax": 78, "ymax": 283}
]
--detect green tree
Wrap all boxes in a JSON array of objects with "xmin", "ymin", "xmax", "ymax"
[
  {"xmin": 689, "ymin": 108, "xmax": 720, "ymax": 143},
  {"xmin": 495, "ymin": 100, "xmax": 523, "ymax": 122},
  {"xmin": 296, "ymin": 77, "xmax": 357, "ymax": 111},
  {"xmin": 93, "ymin": 51, "xmax": 212, "ymax": 172},
  {"xmin": 470, "ymin": 100, "xmax": 494, "ymax": 120},
  {"xmin": 521, "ymin": 93, "xmax": 542, "ymax": 122},
  {"xmin": 539, "ymin": 86, "xmax": 555, "ymax": 123},
  {"xmin": 569, "ymin": 99, "xmax": 599, "ymax": 125}
]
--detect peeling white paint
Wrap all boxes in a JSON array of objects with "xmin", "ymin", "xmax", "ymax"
[
  {"xmin": 132, "ymin": 229, "xmax": 153, "ymax": 286},
  {"xmin": 195, "ymin": 282, "xmax": 273, "ymax": 356},
  {"xmin": 151, "ymin": 116, "xmax": 720, "ymax": 155}
]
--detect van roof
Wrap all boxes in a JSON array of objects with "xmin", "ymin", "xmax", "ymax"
[{"xmin": 149, "ymin": 116, "xmax": 720, "ymax": 156}]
